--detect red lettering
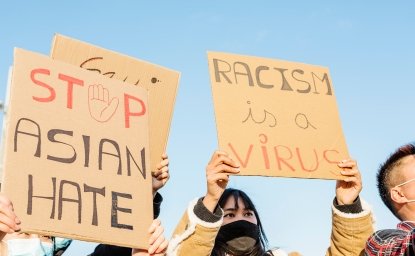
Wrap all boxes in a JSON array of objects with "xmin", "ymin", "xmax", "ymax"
[
  {"xmin": 296, "ymin": 147, "xmax": 319, "ymax": 172},
  {"xmin": 228, "ymin": 143, "xmax": 253, "ymax": 168},
  {"xmin": 227, "ymin": 134, "xmax": 341, "ymax": 177},
  {"xmin": 274, "ymin": 145, "xmax": 295, "ymax": 171},
  {"xmin": 323, "ymin": 149, "xmax": 340, "ymax": 164},
  {"xmin": 124, "ymin": 94, "xmax": 146, "ymax": 128},
  {"xmin": 58, "ymin": 74, "xmax": 84, "ymax": 109},
  {"xmin": 259, "ymin": 134, "xmax": 270, "ymax": 169},
  {"xmin": 31, "ymin": 69, "xmax": 55, "ymax": 103}
]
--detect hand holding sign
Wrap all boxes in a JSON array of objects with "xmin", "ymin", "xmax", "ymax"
[
  {"xmin": 208, "ymin": 51, "xmax": 349, "ymax": 179},
  {"xmin": 88, "ymin": 84, "xmax": 119, "ymax": 122},
  {"xmin": 131, "ymin": 219, "xmax": 168, "ymax": 256},
  {"xmin": 152, "ymin": 153, "xmax": 170, "ymax": 196},
  {"xmin": 335, "ymin": 159, "xmax": 362, "ymax": 205},
  {"xmin": 0, "ymin": 194, "xmax": 21, "ymax": 240},
  {"xmin": 2, "ymin": 49, "xmax": 152, "ymax": 248},
  {"xmin": 202, "ymin": 151, "xmax": 240, "ymax": 212}
]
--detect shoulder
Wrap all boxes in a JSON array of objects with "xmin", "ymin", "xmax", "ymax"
[
  {"xmin": 366, "ymin": 226, "xmax": 412, "ymax": 250},
  {"xmin": 369, "ymin": 227, "xmax": 409, "ymax": 240},
  {"xmin": 365, "ymin": 226, "xmax": 414, "ymax": 254}
]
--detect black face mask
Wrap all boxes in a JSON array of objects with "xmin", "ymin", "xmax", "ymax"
[{"xmin": 215, "ymin": 220, "xmax": 260, "ymax": 255}]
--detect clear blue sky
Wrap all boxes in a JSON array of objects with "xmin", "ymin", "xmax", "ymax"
[{"xmin": 1, "ymin": 1, "xmax": 414, "ymax": 255}]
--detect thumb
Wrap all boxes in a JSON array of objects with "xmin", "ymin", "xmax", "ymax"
[{"xmin": 107, "ymin": 97, "xmax": 119, "ymax": 113}]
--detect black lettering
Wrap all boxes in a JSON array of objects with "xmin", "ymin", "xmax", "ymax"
[
  {"xmin": 126, "ymin": 146, "xmax": 146, "ymax": 178},
  {"xmin": 213, "ymin": 58, "xmax": 232, "ymax": 83},
  {"xmin": 58, "ymin": 180, "xmax": 82, "ymax": 223},
  {"xmin": 255, "ymin": 66, "xmax": 273, "ymax": 89},
  {"xmin": 84, "ymin": 184, "xmax": 105, "ymax": 226},
  {"xmin": 111, "ymin": 192, "xmax": 133, "ymax": 230},
  {"xmin": 292, "ymin": 69, "xmax": 312, "ymax": 93},
  {"xmin": 47, "ymin": 129, "xmax": 76, "ymax": 164},
  {"xmin": 83, "ymin": 135, "xmax": 90, "ymax": 167},
  {"xmin": 312, "ymin": 72, "xmax": 332, "ymax": 95},
  {"xmin": 103, "ymin": 72, "xmax": 115, "ymax": 78},
  {"xmin": 27, "ymin": 175, "xmax": 56, "ymax": 219},
  {"xmin": 14, "ymin": 118, "xmax": 41, "ymax": 157},
  {"xmin": 99, "ymin": 139, "xmax": 122, "ymax": 175},
  {"xmin": 295, "ymin": 113, "xmax": 317, "ymax": 130},
  {"xmin": 234, "ymin": 62, "xmax": 254, "ymax": 86},
  {"xmin": 273, "ymin": 68, "xmax": 293, "ymax": 91},
  {"xmin": 79, "ymin": 57, "xmax": 102, "ymax": 73}
]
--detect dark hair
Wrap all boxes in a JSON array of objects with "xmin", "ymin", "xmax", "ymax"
[
  {"xmin": 211, "ymin": 188, "xmax": 273, "ymax": 256},
  {"xmin": 377, "ymin": 143, "xmax": 415, "ymax": 220}
]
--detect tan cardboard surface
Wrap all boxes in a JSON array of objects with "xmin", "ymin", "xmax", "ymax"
[
  {"xmin": 1, "ymin": 48, "xmax": 152, "ymax": 248},
  {"xmin": 51, "ymin": 34, "xmax": 180, "ymax": 174},
  {"xmin": 208, "ymin": 51, "xmax": 349, "ymax": 179}
]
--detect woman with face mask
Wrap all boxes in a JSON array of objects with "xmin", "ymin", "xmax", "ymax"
[
  {"xmin": 167, "ymin": 151, "xmax": 374, "ymax": 256},
  {"xmin": 213, "ymin": 188, "xmax": 278, "ymax": 256}
]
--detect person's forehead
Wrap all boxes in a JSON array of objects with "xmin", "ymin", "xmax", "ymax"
[
  {"xmin": 399, "ymin": 155, "xmax": 415, "ymax": 178},
  {"xmin": 224, "ymin": 196, "xmax": 247, "ymax": 209},
  {"xmin": 3, "ymin": 233, "xmax": 52, "ymax": 243}
]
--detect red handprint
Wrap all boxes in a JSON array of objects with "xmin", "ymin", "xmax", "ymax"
[{"xmin": 88, "ymin": 84, "xmax": 119, "ymax": 122}]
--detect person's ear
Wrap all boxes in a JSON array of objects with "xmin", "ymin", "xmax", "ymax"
[{"xmin": 391, "ymin": 187, "xmax": 408, "ymax": 204}]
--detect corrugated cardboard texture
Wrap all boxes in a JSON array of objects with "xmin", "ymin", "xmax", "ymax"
[
  {"xmin": 1, "ymin": 48, "xmax": 153, "ymax": 249},
  {"xmin": 50, "ymin": 34, "xmax": 180, "ymax": 174},
  {"xmin": 208, "ymin": 51, "xmax": 349, "ymax": 179}
]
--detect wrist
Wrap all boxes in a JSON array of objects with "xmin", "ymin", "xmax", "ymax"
[
  {"xmin": 333, "ymin": 196, "xmax": 363, "ymax": 214},
  {"xmin": 195, "ymin": 197, "xmax": 222, "ymax": 222},
  {"xmin": 336, "ymin": 198, "xmax": 352, "ymax": 206},
  {"xmin": 203, "ymin": 194, "xmax": 219, "ymax": 213},
  {"xmin": 336, "ymin": 195, "xmax": 357, "ymax": 205}
]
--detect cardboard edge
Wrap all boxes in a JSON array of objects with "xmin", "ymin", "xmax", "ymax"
[
  {"xmin": 50, "ymin": 32, "xmax": 59, "ymax": 56},
  {"xmin": 206, "ymin": 51, "xmax": 350, "ymax": 180},
  {"xmin": 51, "ymin": 33, "xmax": 180, "ymax": 74},
  {"xmin": 206, "ymin": 52, "xmax": 221, "ymax": 151},
  {"xmin": 207, "ymin": 50, "xmax": 330, "ymax": 70},
  {"xmin": 160, "ymin": 72, "xmax": 181, "ymax": 152},
  {"xmin": 2, "ymin": 48, "xmax": 154, "ymax": 248},
  {"xmin": 22, "ymin": 228, "xmax": 148, "ymax": 249}
]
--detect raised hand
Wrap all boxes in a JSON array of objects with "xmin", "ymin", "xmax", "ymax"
[
  {"xmin": 0, "ymin": 194, "xmax": 20, "ymax": 241},
  {"xmin": 336, "ymin": 159, "xmax": 362, "ymax": 205},
  {"xmin": 88, "ymin": 84, "xmax": 119, "ymax": 122},
  {"xmin": 131, "ymin": 219, "xmax": 168, "ymax": 256},
  {"xmin": 152, "ymin": 153, "xmax": 170, "ymax": 196},
  {"xmin": 203, "ymin": 151, "xmax": 240, "ymax": 212}
]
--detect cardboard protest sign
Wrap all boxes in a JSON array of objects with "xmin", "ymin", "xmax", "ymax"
[
  {"xmin": 208, "ymin": 51, "xmax": 349, "ymax": 179},
  {"xmin": 1, "ymin": 48, "xmax": 152, "ymax": 248},
  {"xmin": 50, "ymin": 34, "xmax": 180, "ymax": 174}
]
